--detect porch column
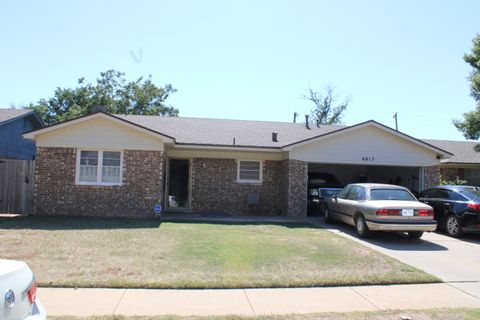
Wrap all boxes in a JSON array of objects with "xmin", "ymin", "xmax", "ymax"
[
  {"xmin": 284, "ymin": 159, "xmax": 308, "ymax": 217},
  {"xmin": 424, "ymin": 165, "xmax": 440, "ymax": 189}
]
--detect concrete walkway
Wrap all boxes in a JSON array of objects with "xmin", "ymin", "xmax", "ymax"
[
  {"xmin": 39, "ymin": 283, "xmax": 480, "ymax": 317},
  {"xmin": 313, "ymin": 219, "xmax": 480, "ymax": 299}
]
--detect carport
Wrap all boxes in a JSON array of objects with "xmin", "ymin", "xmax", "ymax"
[{"xmin": 283, "ymin": 121, "xmax": 453, "ymax": 216}]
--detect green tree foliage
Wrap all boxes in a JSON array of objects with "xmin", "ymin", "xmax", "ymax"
[
  {"xmin": 27, "ymin": 70, "xmax": 178, "ymax": 125},
  {"xmin": 306, "ymin": 86, "xmax": 350, "ymax": 125},
  {"xmin": 453, "ymin": 34, "xmax": 480, "ymax": 149}
]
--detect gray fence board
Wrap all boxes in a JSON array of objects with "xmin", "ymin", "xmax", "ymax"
[{"xmin": 0, "ymin": 159, "xmax": 34, "ymax": 214}]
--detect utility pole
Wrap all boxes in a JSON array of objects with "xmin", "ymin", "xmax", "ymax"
[{"xmin": 393, "ymin": 112, "xmax": 398, "ymax": 131}]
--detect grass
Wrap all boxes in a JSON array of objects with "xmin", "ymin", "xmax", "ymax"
[
  {"xmin": 50, "ymin": 309, "xmax": 480, "ymax": 320},
  {"xmin": 0, "ymin": 216, "xmax": 438, "ymax": 288}
]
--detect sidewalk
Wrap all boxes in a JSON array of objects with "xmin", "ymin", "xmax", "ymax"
[{"xmin": 39, "ymin": 282, "xmax": 480, "ymax": 317}]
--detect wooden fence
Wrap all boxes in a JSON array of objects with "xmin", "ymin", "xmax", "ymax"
[{"xmin": 0, "ymin": 159, "xmax": 35, "ymax": 214}]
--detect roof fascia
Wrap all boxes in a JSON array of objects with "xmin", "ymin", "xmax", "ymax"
[{"xmin": 173, "ymin": 143, "xmax": 281, "ymax": 152}]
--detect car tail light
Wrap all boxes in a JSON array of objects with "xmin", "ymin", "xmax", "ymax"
[
  {"xmin": 467, "ymin": 202, "xmax": 480, "ymax": 211},
  {"xmin": 26, "ymin": 280, "xmax": 37, "ymax": 304},
  {"xmin": 376, "ymin": 209, "xmax": 401, "ymax": 215},
  {"xmin": 417, "ymin": 209, "xmax": 434, "ymax": 217}
]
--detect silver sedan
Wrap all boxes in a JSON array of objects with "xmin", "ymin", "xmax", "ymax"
[{"xmin": 325, "ymin": 183, "xmax": 437, "ymax": 239}]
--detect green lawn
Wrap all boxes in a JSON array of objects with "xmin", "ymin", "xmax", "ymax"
[
  {"xmin": 51, "ymin": 309, "xmax": 480, "ymax": 320},
  {"xmin": 0, "ymin": 216, "xmax": 438, "ymax": 288}
]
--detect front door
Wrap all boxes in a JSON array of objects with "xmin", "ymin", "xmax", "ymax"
[{"xmin": 167, "ymin": 159, "xmax": 190, "ymax": 210}]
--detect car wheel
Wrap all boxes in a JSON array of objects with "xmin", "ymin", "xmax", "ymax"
[
  {"xmin": 324, "ymin": 207, "xmax": 334, "ymax": 224},
  {"xmin": 355, "ymin": 215, "xmax": 370, "ymax": 238},
  {"xmin": 408, "ymin": 231, "xmax": 423, "ymax": 240},
  {"xmin": 445, "ymin": 215, "xmax": 463, "ymax": 237}
]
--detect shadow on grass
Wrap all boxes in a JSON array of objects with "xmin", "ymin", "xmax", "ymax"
[
  {"xmin": 0, "ymin": 215, "xmax": 318, "ymax": 231},
  {"xmin": 0, "ymin": 215, "xmax": 162, "ymax": 230}
]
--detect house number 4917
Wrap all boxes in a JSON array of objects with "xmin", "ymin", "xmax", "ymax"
[{"xmin": 362, "ymin": 157, "xmax": 375, "ymax": 162}]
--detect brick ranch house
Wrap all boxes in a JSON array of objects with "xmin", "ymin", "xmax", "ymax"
[
  {"xmin": 24, "ymin": 112, "xmax": 454, "ymax": 217},
  {"xmin": 424, "ymin": 139, "xmax": 480, "ymax": 186}
]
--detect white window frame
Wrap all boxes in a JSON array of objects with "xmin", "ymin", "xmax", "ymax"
[
  {"xmin": 75, "ymin": 149, "xmax": 124, "ymax": 186},
  {"xmin": 237, "ymin": 160, "xmax": 263, "ymax": 183}
]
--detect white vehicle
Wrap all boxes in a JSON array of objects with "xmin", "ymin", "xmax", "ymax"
[{"xmin": 0, "ymin": 259, "xmax": 46, "ymax": 320}]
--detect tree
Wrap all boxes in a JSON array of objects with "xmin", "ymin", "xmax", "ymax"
[
  {"xmin": 305, "ymin": 86, "xmax": 350, "ymax": 125},
  {"xmin": 27, "ymin": 70, "xmax": 178, "ymax": 125},
  {"xmin": 453, "ymin": 34, "xmax": 480, "ymax": 149}
]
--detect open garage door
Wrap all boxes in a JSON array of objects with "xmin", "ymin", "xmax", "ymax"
[{"xmin": 308, "ymin": 163, "xmax": 422, "ymax": 193}]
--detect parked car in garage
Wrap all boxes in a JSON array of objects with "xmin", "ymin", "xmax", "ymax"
[
  {"xmin": 307, "ymin": 172, "xmax": 343, "ymax": 216},
  {"xmin": 0, "ymin": 259, "xmax": 46, "ymax": 320},
  {"xmin": 308, "ymin": 186, "xmax": 343, "ymax": 216},
  {"xmin": 418, "ymin": 185, "xmax": 480, "ymax": 237},
  {"xmin": 324, "ymin": 183, "xmax": 437, "ymax": 239}
]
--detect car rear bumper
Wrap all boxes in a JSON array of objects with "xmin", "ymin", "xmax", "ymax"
[
  {"xmin": 25, "ymin": 299, "xmax": 46, "ymax": 320},
  {"xmin": 366, "ymin": 220, "xmax": 437, "ymax": 232}
]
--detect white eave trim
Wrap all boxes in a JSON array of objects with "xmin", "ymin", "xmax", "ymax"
[
  {"xmin": 23, "ymin": 112, "xmax": 175, "ymax": 143},
  {"xmin": 173, "ymin": 144, "xmax": 281, "ymax": 153}
]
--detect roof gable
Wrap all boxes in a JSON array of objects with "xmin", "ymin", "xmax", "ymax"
[
  {"xmin": 24, "ymin": 112, "xmax": 174, "ymax": 142},
  {"xmin": 289, "ymin": 123, "xmax": 447, "ymax": 166},
  {"xmin": 285, "ymin": 120, "xmax": 452, "ymax": 158}
]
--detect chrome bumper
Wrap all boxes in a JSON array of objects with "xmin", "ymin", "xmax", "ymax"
[{"xmin": 366, "ymin": 221, "xmax": 437, "ymax": 232}]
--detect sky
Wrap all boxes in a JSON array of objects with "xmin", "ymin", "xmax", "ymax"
[{"xmin": 0, "ymin": 0, "xmax": 479, "ymax": 141}]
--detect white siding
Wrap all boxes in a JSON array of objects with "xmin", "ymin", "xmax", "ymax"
[
  {"xmin": 37, "ymin": 117, "xmax": 164, "ymax": 150},
  {"xmin": 290, "ymin": 125, "xmax": 439, "ymax": 166}
]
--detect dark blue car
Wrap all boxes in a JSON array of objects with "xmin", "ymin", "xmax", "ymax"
[{"xmin": 418, "ymin": 185, "xmax": 480, "ymax": 237}]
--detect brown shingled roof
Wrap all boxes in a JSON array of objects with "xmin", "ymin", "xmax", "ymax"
[
  {"xmin": 114, "ymin": 114, "xmax": 345, "ymax": 148},
  {"xmin": 0, "ymin": 108, "xmax": 32, "ymax": 124},
  {"xmin": 424, "ymin": 139, "xmax": 480, "ymax": 164}
]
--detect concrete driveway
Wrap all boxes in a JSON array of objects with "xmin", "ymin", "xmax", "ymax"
[{"xmin": 314, "ymin": 219, "xmax": 480, "ymax": 298}]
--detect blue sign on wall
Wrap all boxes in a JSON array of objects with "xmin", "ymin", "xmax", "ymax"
[{"xmin": 154, "ymin": 204, "xmax": 162, "ymax": 214}]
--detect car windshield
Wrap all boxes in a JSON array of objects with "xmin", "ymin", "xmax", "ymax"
[
  {"xmin": 370, "ymin": 189, "xmax": 416, "ymax": 201},
  {"xmin": 459, "ymin": 187, "xmax": 480, "ymax": 201}
]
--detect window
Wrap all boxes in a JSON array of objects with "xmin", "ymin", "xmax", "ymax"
[
  {"xmin": 370, "ymin": 189, "xmax": 416, "ymax": 201},
  {"xmin": 77, "ymin": 150, "xmax": 122, "ymax": 185},
  {"xmin": 237, "ymin": 160, "xmax": 262, "ymax": 183},
  {"xmin": 419, "ymin": 189, "xmax": 436, "ymax": 199},
  {"xmin": 347, "ymin": 186, "xmax": 366, "ymax": 201},
  {"xmin": 432, "ymin": 189, "xmax": 452, "ymax": 200},
  {"xmin": 336, "ymin": 185, "xmax": 351, "ymax": 199}
]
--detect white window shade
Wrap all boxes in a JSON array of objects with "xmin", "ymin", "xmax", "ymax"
[
  {"xmin": 77, "ymin": 150, "xmax": 123, "ymax": 185},
  {"xmin": 238, "ymin": 160, "xmax": 262, "ymax": 183}
]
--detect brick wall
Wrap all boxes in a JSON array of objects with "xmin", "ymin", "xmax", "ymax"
[
  {"xmin": 424, "ymin": 165, "xmax": 440, "ymax": 189},
  {"xmin": 34, "ymin": 147, "xmax": 164, "ymax": 217},
  {"xmin": 191, "ymin": 158, "xmax": 283, "ymax": 215},
  {"xmin": 283, "ymin": 159, "xmax": 308, "ymax": 217}
]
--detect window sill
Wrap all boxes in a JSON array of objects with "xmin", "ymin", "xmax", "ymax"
[
  {"xmin": 236, "ymin": 180, "xmax": 262, "ymax": 184},
  {"xmin": 76, "ymin": 182, "xmax": 123, "ymax": 187}
]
